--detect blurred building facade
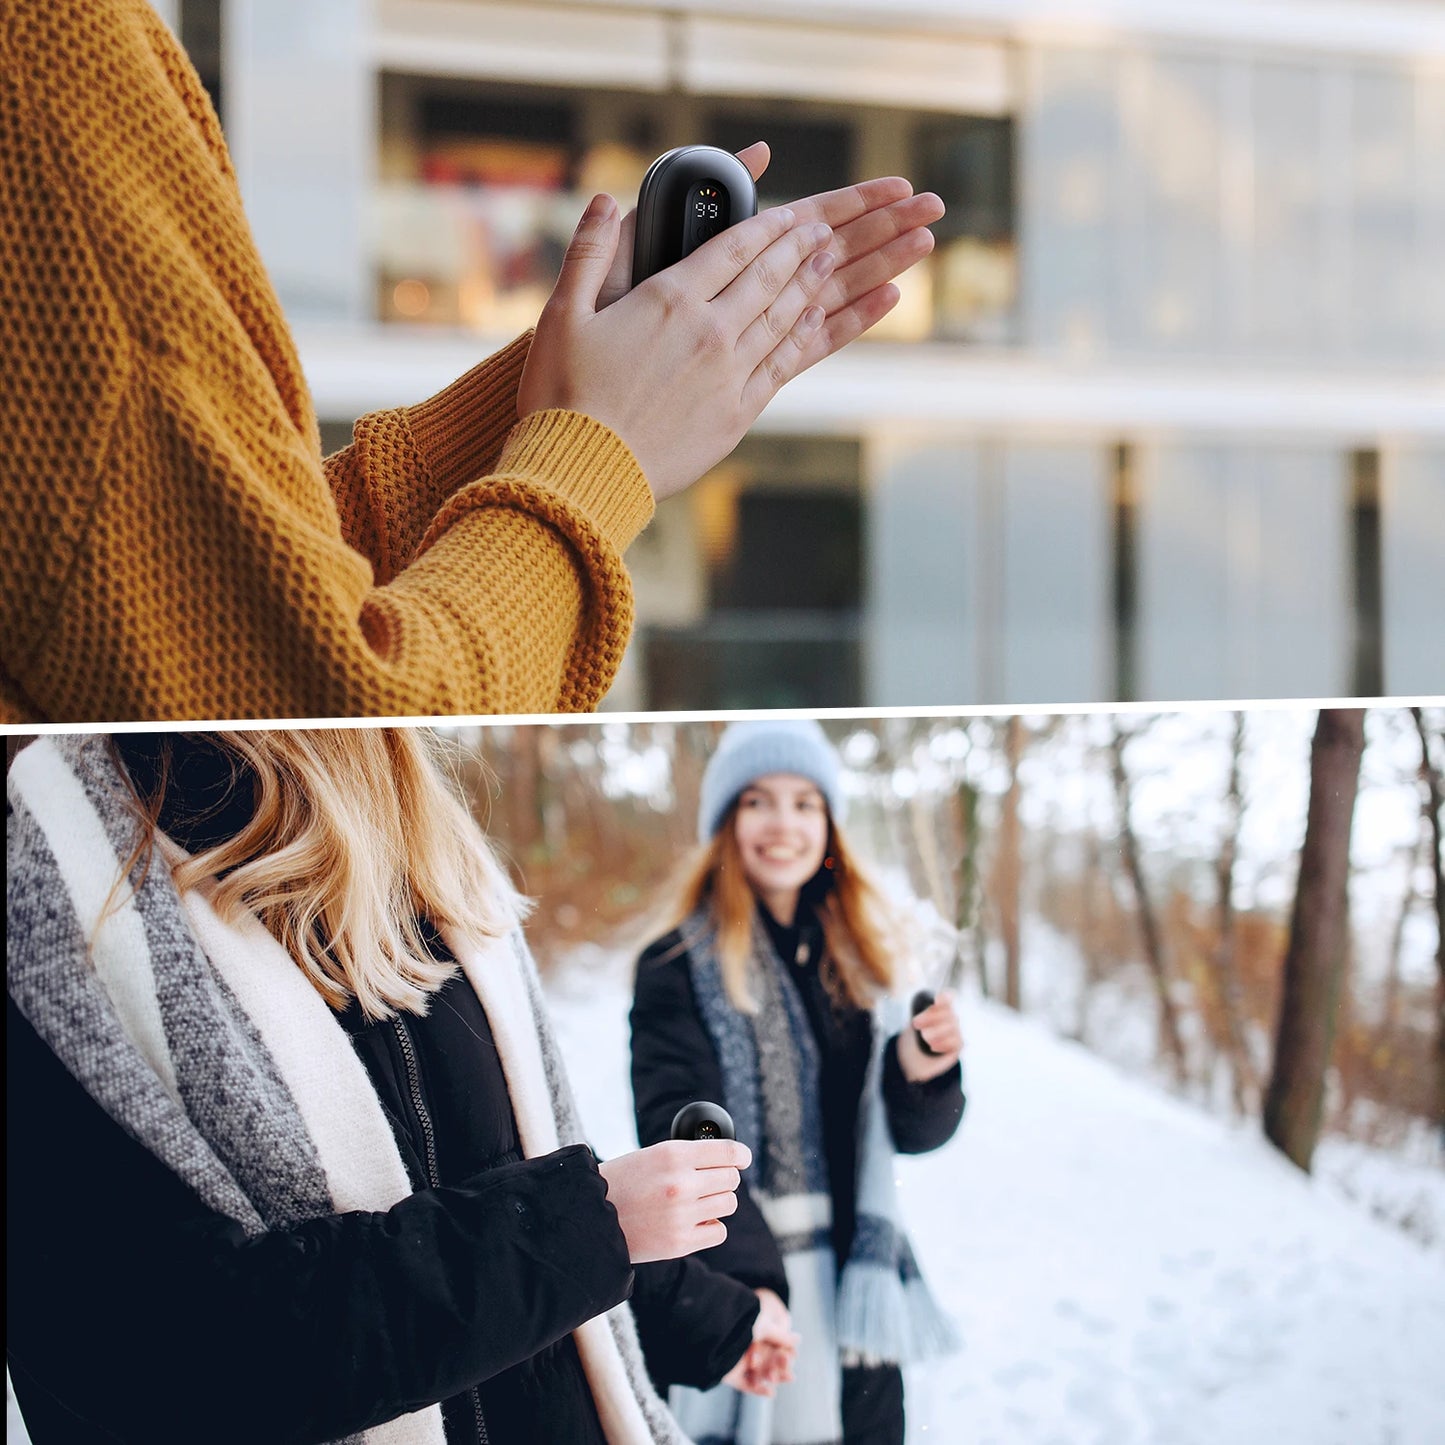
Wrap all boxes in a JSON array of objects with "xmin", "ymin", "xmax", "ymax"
[{"xmin": 162, "ymin": 0, "xmax": 1445, "ymax": 709}]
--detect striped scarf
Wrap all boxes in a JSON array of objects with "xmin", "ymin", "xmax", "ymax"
[
  {"xmin": 6, "ymin": 734, "xmax": 686, "ymax": 1445},
  {"xmin": 665, "ymin": 911, "xmax": 958, "ymax": 1445}
]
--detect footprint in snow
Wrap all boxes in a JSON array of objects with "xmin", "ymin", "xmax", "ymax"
[{"xmin": 993, "ymin": 1360, "xmax": 1053, "ymax": 1389}]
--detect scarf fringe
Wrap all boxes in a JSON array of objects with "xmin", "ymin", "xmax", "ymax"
[{"xmin": 836, "ymin": 1263, "xmax": 961, "ymax": 1365}]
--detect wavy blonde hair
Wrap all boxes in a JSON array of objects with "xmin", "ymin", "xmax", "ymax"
[
  {"xmin": 664, "ymin": 801, "xmax": 899, "ymax": 1013},
  {"xmin": 114, "ymin": 728, "xmax": 524, "ymax": 1021}
]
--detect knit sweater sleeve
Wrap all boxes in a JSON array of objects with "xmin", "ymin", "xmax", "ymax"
[
  {"xmin": 322, "ymin": 334, "xmax": 537, "ymax": 583},
  {"xmin": 0, "ymin": 0, "xmax": 653, "ymax": 723}
]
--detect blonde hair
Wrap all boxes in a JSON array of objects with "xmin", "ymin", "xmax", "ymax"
[
  {"xmin": 115, "ymin": 728, "xmax": 524, "ymax": 1021},
  {"xmin": 665, "ymin": 801, "xmax": 898, "ymax": 1013}
]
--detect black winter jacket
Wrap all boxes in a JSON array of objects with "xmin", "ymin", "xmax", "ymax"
[
  {"xmin": 630, "ymin": 902, "xmax": 965, "ymax": 1302},
  {"xmin": 6, "ymin": 736, "xmax": 758, "ymax": 1445}
]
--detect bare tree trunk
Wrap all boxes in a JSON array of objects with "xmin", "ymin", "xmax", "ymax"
[
  {"xmin": 963, "ymin": 720, "xmax": 993, "ymax": 1000},
  {"xmin": 1410, "ymin": 708, "xmax": 1445, "ymax": 1140},
  {"xmin": 948, "ymin": 778, "xmax": 982, "ymax": 996},
  {"xmin": 1110, "ymin": 722, "xmax": 1188, "ymax": 1085},
  {"xmin": 670, "ymin": 719, "xmax": 724, "ymax": 851},
  {"xmin": 1381, "ymin": 828, "xmax": 1423, "ymax": 1038},
  {"xmin": 1215, "ymin": 712, "xmax": 1257, "ymax": 1112},
  {"xmin": 997, "ymin": 716, "xmax": 1024, "ymax": 1010},
  {"xmin": 536, "ymin": 726, "xmax": 566, "ymax": 858},
  {"xmin": 507, "ymin": 724, "xmax": 544, "ymax": 858},
  {"xmin": 1263, "ymin": 709, "xmax": 1366, "ymax": 1172},
  {"xmin": 875, "ymin": 719, "xmax": 934, "ymax": 905},
  {"xmin": 908, "ymin": 775, "xmax": 953, "ymax": 936},
  {"xmin": 1072, "ymin": 831, "xmax": 1105, "ymax": 1044}
]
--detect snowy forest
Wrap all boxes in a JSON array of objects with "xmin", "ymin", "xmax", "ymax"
[
  {"xmin": 434, "ymin": 704, "xmax": 1445, "ymax": 1443},
  {"xmin": 5, "ymin": 708, "xmax": 1443, "ymax": 1444},
  {"xmin": 446, "ymin": 706, "xmax": 1444, "ymax": 1183}
]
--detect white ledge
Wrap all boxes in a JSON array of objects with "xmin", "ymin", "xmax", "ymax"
[
  {"xmin": 295, "ymin": 323, "xmax": 1445, "ymax": 441},
  {"xmin": 482, "ymin": 0, "xmax": 1445, "ymax": 61}
]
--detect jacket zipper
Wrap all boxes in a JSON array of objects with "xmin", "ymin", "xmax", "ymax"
[{"xmin": 392, "ymin": 1016, "xmax": 490, "ymax": 1445}]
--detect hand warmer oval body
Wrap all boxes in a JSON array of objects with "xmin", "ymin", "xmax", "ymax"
[
  {"xmin": 910, "ymin": 990, "xmax": 941, "ymax": 1057},
  {"xmin": 670, "ymin": 1101, "xmax": 737, "ymax": 1142},
  {"xmin": 631, "ymin": 146, "xmax": 760, "ymax": 287}
]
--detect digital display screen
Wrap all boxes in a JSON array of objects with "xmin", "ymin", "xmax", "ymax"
[{"xmin": 684, "ymin": 180, "xmax": 729, "ymax": 253}]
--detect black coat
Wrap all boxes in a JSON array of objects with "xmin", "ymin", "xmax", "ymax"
[
  {"xmin": 629, "ymin": 902, "xmax": 965, "ymax": 1444},
  {"xmin": 6, "ymin": 736, "xmax": 758, "ymax": 1445}
]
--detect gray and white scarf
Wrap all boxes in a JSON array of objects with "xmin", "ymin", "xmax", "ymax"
[
  {"xmin": 666, "ymin": 911, "xmax": 958, "ymax": 1445},
  {"xmin": 6, "ymin": 734, "xmax": 686, "ymax": 1445}
]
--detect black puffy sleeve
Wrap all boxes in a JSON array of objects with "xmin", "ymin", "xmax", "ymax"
[
  {"xmin": 629, "ymin": 934, "xmax": 789, "ymax": 1301},
  {"xmin": 6, "ymin": 995, "xmax": 633, "ymax": 1445},
  {"xmin": 881, "ymin": 1033, "xmax": 966, "ymax": 1154},
  {"xmin": 627, "ymin": 1255, "xmax": 759, "ymax": 1392}
]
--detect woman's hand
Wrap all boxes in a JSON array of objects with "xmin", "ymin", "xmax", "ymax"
[
  {"xmin": 519, "ymin": 142, "xmax": 944, "ymax": 503},
  {"xmin": 597, "ymin": 1139, "xmax": 751, "ymax": 1263},
  {"xmin": 593, "ymin": 142, "xmax": 944, "ymax": 323},
  {"xmin": 519, "ymin": 195, "xmax": 835, "ymax": 501},
  {"xmin": 897, "ymin": 989, "xmax": 964, "ymax": 1083},
  {"xmin": 721, "ymin": 1287, "xmax": 799, "ymax": 1397}
]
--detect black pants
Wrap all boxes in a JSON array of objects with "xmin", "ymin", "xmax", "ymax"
[{"xmin": 841, "ymin": 1362, "xmax": 905, "ymax": 1445}]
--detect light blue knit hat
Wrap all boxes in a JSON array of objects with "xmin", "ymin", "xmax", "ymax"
[{"xmin": 697, "ymin": 719, "xmax": 844, "ymax": 842}]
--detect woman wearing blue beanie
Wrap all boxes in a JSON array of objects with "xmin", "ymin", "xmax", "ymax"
[{"xmin": 629, "ymin": 719, "xmax": 965, "ymax": 1445}]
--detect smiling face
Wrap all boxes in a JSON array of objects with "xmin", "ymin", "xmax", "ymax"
[{"xmin": 731, "ymin": 773, "xmax": 830, "ymax": 924}]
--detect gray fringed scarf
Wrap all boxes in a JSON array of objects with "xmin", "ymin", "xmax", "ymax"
[
  {"xmin": 6, "ymin": 734, "xmax": 686, "ymax": 1445},
  {"xmin": 665, "ymin": 910, "xmax": 958, "ymax": 1445}
]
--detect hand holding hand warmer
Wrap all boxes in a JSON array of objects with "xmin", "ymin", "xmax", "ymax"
[
  {"xmin": 898, "ymin": 989, "xmax": 965, "ymax": 1083},
  {"xmin": 597, "ymin": 1139, "xmax": 752, "ymax": 1262},
  {"xmin": 520, "ymin": 142, "xmax": 944, "ymax": 503}
]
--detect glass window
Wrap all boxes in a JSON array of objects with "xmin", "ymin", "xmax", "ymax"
[
  {"xmin": 866, "ymin": 437, "xmax": 1110, "ymax": 705},
  {"xmin": 1348, "ymin": 65, "xmax": 1419, "ymax": 362},
  {"xmin": 180, "ymin": 0, "xmax": 224, "ymax": 122},
  {"xmin": 1119, "ymin": 53, "xmax": 1226, "ymax": 355},
  {"xmin": 1381, "ymin": 449, "xmax": 1445, "ymax": 694},
  {"xmin": 376, "ymin": 77, "xmax": 643, "ymax": 332},
  {"xmin": 1021, "ymin": 46, "xmax": 1120, "ymax": 357},
  {"xmin": 706, "ymin": 112, "xmax": 853, "ymax": 210},
  {"xmin": 1420, "ymin": 72, "xmax": 1445, "ymax": 365},
  {"xmin": 865, "ymin": 441, "xmax": 983, "ymax": 705},
  {"xmin": 373, "ymin": 74, "xmax": 1016, "ymax": 345},
  {"xmin": 999, "ymin": 442, "xmax": 1112, "ymax": 701},
  {"xmin": 914, "ymin": 116, "xmax": 1017, "ymax": 342},
  {"xmin": 1136, "ymin": 444, "xmax": 1351, "ymax": 699},
  {"xmin": 1250, "ymin": 62, "xmax": 1329, "ymax": 358},
  {"xmin": 635, "ymin": 435, "xmax": 863, "ymax": 711}
]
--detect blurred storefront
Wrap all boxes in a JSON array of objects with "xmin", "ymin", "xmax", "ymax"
[{"xmin": 162, "ymin": 0, "xmax": 1445, "ymax": 708}]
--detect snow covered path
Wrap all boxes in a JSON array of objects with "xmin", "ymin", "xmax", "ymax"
[
  {"xmin": 12, "ymin": 950, "xmax": 1438, "ymax": 1445},
  {"xmin": 545, "ymin": 948, "xmax": 1445, "ymax": 1445}
]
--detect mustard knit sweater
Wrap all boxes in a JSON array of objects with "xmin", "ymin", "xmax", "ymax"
[{"xmin": 0, "ymin": 0, "xmax": 655, "ymax": 724}]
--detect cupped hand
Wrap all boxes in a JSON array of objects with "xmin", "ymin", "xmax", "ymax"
[
  {"xmin": 597, "ymin": 1138, "xmax": 751, "ymax": 1263},
  {"xmin": 519, "ymin": 194, "xmax": 836, "ymax": 500},
  {"xmin": 596, "ymin": 142, "xmax": 945, "ymax": 336},
  {"xmin": 522, "ymin": 144, "xmax": 944, "ymax": 502},
  {"xmin": 898, "ymin": 988, "xmax": 964, "ymax": 1082}
]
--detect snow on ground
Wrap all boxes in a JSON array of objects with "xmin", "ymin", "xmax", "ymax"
[
  {"xmin": 13, "ymin": 945, "xmax": 1438, "ymax": 1445},
  {"xmin": 1313, "ymin": 1133, "xmax": 1445, "ymax": 1255},
  {"xmin": 545, "ymin": 946, "xmax": 1445, "ymax": 1445}
]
